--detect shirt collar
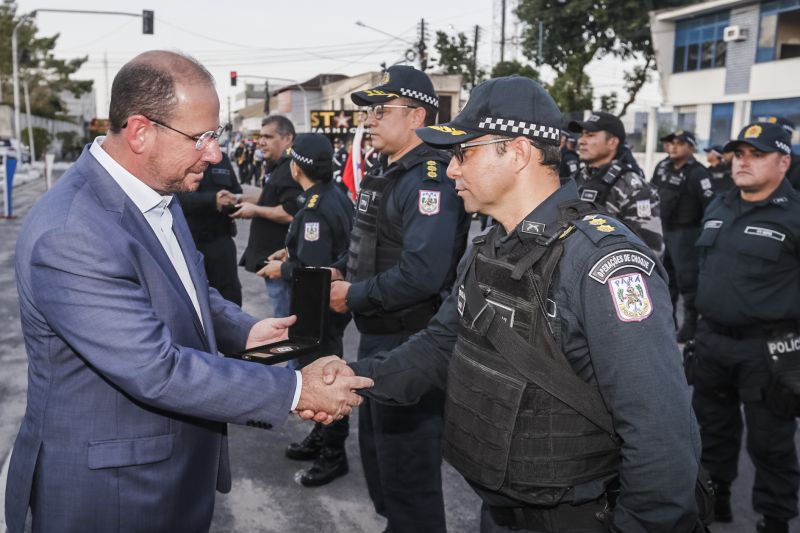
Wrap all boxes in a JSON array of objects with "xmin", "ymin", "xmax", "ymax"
[
  {"xmin": 724, "ymin": 177, "xmax": 795, "ymax": 209},
  {"xmin": 496, "ymin": 180, "xmax": 581, "ymax": 246},
  {"xmin": 90, "ymin": 136, "xmax": 172, "ymax": 214}
]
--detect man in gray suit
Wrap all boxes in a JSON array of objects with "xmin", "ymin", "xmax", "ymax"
[{"xmin": 5, "ymin": 50, "xmax": 371, "ymax": 533}]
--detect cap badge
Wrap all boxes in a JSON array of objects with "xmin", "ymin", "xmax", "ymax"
[
  {"xmin": 428, "ymin": 125, "xmax": 467, "ymax": 136},
  {"xmin": 745, "ymin": 125, "xmax": 762, "ymax": 139},
  {"xmin": 588, "ymin": 114, "xmax": 601, "ymax": 122},
  {"xmin": 767, "ymin": 117, "xmax": 778, "ymax": 123}
]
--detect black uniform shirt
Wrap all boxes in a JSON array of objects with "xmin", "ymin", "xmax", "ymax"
[
  {"xmin": 786, "ymin": 156, "xmax": 800, "ymax": 189},
  {"xmin": 696, "ymin": 178, "xmax": 800, "ymax": 326},
  {"xmin": 651, "ymin": 156, "xmax": 709, "ymax": 228},
  {"xmin": 351, "ymin": 180, "xmax": 700, "ymax": 532},
  {"xmin": 281, "ymin": 182, "xmax": 354, "ymax": 281},
  {"xmin": 240, "ymin": 154, "xmax": 303, "ymax": 271},
  {"xmin": 176, "ymin": 152, "xmax": 242, "ymax": 240}
]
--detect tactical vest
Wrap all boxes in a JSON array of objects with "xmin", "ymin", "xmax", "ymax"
[
  {"xmin": 443, "ymin": 201, "xmax": 621, "ymax": 506},
  {"xmin": 346, "ymin": 149, "xmax": 464, "ymax": 333},
  {"xmin": 578, "ymin": 160, "xmax": 632, "ymax": 206}
]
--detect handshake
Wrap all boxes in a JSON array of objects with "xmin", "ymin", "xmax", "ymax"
[{"xmin": 294, "ymin": 356, "xmax": 370, "ymax": 425}]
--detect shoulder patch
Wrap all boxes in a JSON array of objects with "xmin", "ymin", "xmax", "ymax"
[
  {"xmin": 306, "ymin": 194, "xmax": 320, "ymax": 210},
  {"xmin": 608, "ymin": 273, "xmax": 653, "ymax": 322},
  {"xmin": 589, "ymin": 248, "xmax": 656, "ymax": 284},
  {"xmin": 418, "ymin": 190, "xmax": 441, "ymax": 216},
  {"xmin": 304, "ymin": 222, "xmax": 320, "ymax": 241}
]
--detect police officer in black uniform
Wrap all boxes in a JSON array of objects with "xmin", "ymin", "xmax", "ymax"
[
  {"xmin": 691, "ymin": 122, "xmax": 800, "ymax": 533},
  {"xmin": 559, "ymin": 129, "xmax": 579, "ymax": 180},
  {"xmin": 759, "ymin": 116, "xmax": 800, "ymax": 189},
  {"xmin": 322, "ymin": 76, "xmax": 702, "ymax": 533},
  {"xmin": 327, "ymin": 65, "xmax": 470, "ymax": 533},
  {"xmin": 651, "ymin": 129, "xmax": 710, "ymax": 342},
  {"xmin": 703, "ymin": 145, "xmax": 735, "ymax": 198},
  {"xmin": 259, "ymin": 133, "xmax": 354, "ymax": 487},
  {"xmin": 177, "ymin": 152, "xmax": 243, "ymax": 305}
]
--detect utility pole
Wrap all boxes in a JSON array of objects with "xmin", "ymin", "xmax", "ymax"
[
  {"xmin": 500, "ymin": 0, "xmax": 506, "ymax": 63},
  {"xmin": 417, "ymin": 18, "xmax": 428, "ymax": 71},
  {"xmin": 472, "ymin": 25, "xmax": 480, "ymax": 89}
]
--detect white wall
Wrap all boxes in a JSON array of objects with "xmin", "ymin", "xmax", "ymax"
[
  {"xmin": 749, "ymin": 57, "xmax": 800, "ymax": 98},
  {"xmin": 667, "ymin": 68, "xmax": 727, "ymax": 105}
]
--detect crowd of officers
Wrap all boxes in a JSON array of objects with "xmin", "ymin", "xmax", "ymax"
[{"xmin": 177, "ymin": 64, "xmax": 800, "ymax": 533}]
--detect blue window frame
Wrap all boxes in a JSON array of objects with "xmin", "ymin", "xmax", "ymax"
[
  {"xmin": 757, "ymin": 0, "xmax": 800, "ymax": 62},
  {"xmin": 710, "ymin": 103, "xmax": 734, "ymax": 147},
  {"xmin": 751, "ymin": 97, "xmax": 800, "ymax": 152},
  {"xmin": 674, "ymin": 11, "xmax": 729, "ymax": 73}
]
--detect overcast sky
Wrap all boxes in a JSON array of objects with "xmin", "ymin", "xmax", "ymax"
[{"xmin": 15, "ymin": 0, "xmax": 661, "ymax": 118}]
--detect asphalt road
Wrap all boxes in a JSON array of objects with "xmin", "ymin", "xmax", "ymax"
[{"xmin": 0, "ymin": 173, "xmax": 798, "ymax": 532}]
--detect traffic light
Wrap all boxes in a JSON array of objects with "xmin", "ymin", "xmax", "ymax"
[
  {"xmin": 230, "ymin": 71, "xmax": 238, "ymax": 87},
  {"xmin": 142, "ymin": 10, "xmax": 154, "ymax": 35}
]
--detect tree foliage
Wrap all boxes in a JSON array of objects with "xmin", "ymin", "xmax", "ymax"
[
  {"xmin": 490, "ymin": 60, "xmax": 540, "ymax": 81},
  {"xmin": 433, "ymin": 30, "xmax": 486, "ymax": 89},
  {"xmin": 0, "ymin": 1, "xmax": 93, "ymax": 119},
  {"xmin": 515, "ymin": 0, "xmax": 699, "ymax": 116}
]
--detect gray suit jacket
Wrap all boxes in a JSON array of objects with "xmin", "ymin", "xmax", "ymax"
[{"xmin": 6, "ymin": 148, "xmax": 296, "ymax": 533}]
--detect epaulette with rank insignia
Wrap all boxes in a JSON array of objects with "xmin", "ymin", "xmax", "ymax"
[
  {"xmin": 572, "ymin": 214, "xmax": 627, "ymax": 246},
  {"xmin": 423, "ymin": 160, "xmax": 442, "ymax": 182},
  {"xmin": 306, "ymin": 194, "xmax": 320, "ymax": 210}
]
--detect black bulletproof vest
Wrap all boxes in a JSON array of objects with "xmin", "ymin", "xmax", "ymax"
[
  {"xmin": 442, "ymin": 201, "xmax": 621, "ymax": 506},
  {"xmin": 653, "ymin": 158, "xmax": 703, "ymax": 225},
  {"xmin": 578, "ymin": 160, "xmax": 629, "ymax": 206}
]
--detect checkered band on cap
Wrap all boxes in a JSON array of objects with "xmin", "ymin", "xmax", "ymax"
[
  {"xmin": 399, "ymin": 87, "xmax": 438, "ymax": 108},
  {"xmin": 290, "ymin": 148, "xmax": 314, "ymax": 166},
  {"xmin": 478, "ymin": 117, "xmax": 561, "ymax": 142}
]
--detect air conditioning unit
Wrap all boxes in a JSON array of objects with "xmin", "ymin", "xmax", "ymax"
[{"xmin": 723, "ymin": 25, "xmax": 748, "ymax": 42}]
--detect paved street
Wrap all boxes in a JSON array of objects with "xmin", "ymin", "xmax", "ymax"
[{"xmin": 0, "ymin": 172, "xmax": 798, "ymax": 532}]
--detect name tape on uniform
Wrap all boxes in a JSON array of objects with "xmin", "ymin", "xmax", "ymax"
[
  {"xmin": 744, "ymin": 225, "xmax": 785, "ymax": 242},
  {"xmin": 589, "ymin": 249, "xmax": 655, "ymax": 284}
]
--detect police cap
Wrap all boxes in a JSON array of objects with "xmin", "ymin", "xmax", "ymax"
[
  {"xmin": 758, "ymin": 115, "xmax": 796, "ymax": 135},
  {"xmin": 660, "ymin": 129, "xmax": 697, "ymax": 147},
  {"xmin": 351, "ymin": 65, "xmax": 438, "ymax": 109},
  {"xmin": 415, "ymin": 75, "xmax": 562, "ymax": 148},
  {"xmin": 290, "ymin": 133, "xmax": 334, "ymax": 175},
  {"xmin": 567, "ymin": 111, "xmax": 626, "ymax": 143},
  {"xmin": 703, "ymin": 145, "xmax": 724, "ymax": 156},
  {"xmin": 723, "ymin": 122, "xmax": 792, "ymax": 155}
]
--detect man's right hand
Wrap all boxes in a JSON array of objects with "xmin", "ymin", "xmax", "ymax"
[
  {"xmin": 295, "ymin": 356, "xmax": 373, "ymax": 424},
  {"xmin": 216, "ymin": 190, "xmax": 237, "ymax": 212}
]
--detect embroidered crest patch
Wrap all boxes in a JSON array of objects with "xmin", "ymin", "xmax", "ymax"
[
  {"xmin": 636, "ymin": 199, "xmax": 652, "ymax": 218},
  {"xmin": 589, "ymin": 249, "xmax": 656, "ymax": 283},
  {"xmin": 304, "ymin": 222, "xmax": 320, "ymax": 241},
  {"xmin": 608, "ymin": 273, "xmax": 653, "ymax": 322},
  {"xmin": 418, "ymin": 190, "xmax": 441, "ymax": 216}
]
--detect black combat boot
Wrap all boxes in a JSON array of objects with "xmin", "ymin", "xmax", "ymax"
[
  {"xmin": 285, "ymin": 422, "xmax": 323, "ymax": 461},
  {"xmin": 756, "ymin": 516, "xmax": 789, "ymax": 533},
  {"xmin": 711, "ymin": 481, "xmax": 732, "ymax": 522},
  {"xmin": 299, "ymin": 446, "xmax": 348, "ymax": 487}
]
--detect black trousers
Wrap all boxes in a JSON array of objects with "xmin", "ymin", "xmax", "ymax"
[
  {"xmin": 692, "ymin": 321, "xmax": 799, "ymax": 520},
  {"xmin": 197, "ymin": 236, "xmax": 242, "ymax": 306},
  {"xmin": 663, "ymin": 226, "xmax": 700, "ymax": 324},
  {"xmin": 357, "ymin": 332, "xmax": 447, "ymax": 533}
]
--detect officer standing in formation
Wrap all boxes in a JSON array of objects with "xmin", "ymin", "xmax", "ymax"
[
  {"xmin": 328, "ymin": 65, "xmax": 470, "ymax": 533},
  {"xmin": 760, "ymin": 116, "xmax": 800, "ymax": 188},
  {"xmin": 177, "ymin": 151, "xmax": 244, "ymax": 305},
  {"xmin": 559, "ymin": 129, "xmax": 579, "ymax": 180},
  {"xmin": 259, "ymin": 133, "xmax": 355, "ymax": 488},
  {"xmin": 234, "ymin": 115, "xmax": 303, "ymax": 318},
  {"xmin": 323, "ymin": 75, "xmax": 702, "ymax": 533},
  {"xmin": 691, "ymin": 122, "xmax": 800, "ymax": 533},
  {"xmin": 651, "ymin": 129, "xmax": 711, "ymax": 342},
  {"xmin": 703, "ymin": 145, "xmax": 735, "ymax": 197},
  {"xmin": 567, "ymin": 111, "xmax": 664, "ymax": 255}
]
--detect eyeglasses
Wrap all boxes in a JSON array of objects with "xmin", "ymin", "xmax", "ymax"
[
  {"xmin": 449, "ymin": 138, "xmax": 512, "ymax": 164},
  {"xmin": 366, "ymin": 103, "xmax": 419, "ymax": 120},
  {"xmin": 124, "ymin": 117, "xmax": 225, "ymax": 151}
]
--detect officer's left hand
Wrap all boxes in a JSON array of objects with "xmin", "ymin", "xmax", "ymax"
[
  {"xmin": 245, "ymin": 315, "xmax": 296, "ymax": 349},
  {"xmin": 229, "ymin": 202, "xmax": 258, "ymax": 219},
  {"xmin": 329, "ymin": 280, "xmax": 351, "ymax": 313},
  {"xmin": 256, "ymin": 260, "xmax": 282, "ymax": 280}
]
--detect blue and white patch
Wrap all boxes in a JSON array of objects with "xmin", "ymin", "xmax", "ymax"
[
  {"xmin": 304, "ymin": 222, "xmax": 320, "ymax": 242},
  {"xmin": 418, "ymin": 190, "xmax": 441, "ymax": 216},
  {"xmin": 636, "ymin": 199, "xmax": 651, "ymax": 218},
  {"xmin": 589, "ymin": 249, "xmax": 655, "ymax": 284},
  {"xmin": 608, "ymin": 273, "xmax": 653, "ymax": 322},
  {"xmin": 744, "ymin": 226, "xmax": 785, "ymax": 242}
]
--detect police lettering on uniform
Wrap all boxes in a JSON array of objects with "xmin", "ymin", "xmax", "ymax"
[
  {"xmin": 259, "ymin": 133, "xmax": 354, "ymax": 488},
  {"xmin": 326, "ymin": 65, "xmax": 470, "ymax": 533},
  {"xmin": 691, "ymin": 122, "xmax": 800, "ymax": 533},
  {"xmin": 703, "ymin": 145, "xmax": 735, "ymax": 198},
  {"xmin": 176, "ymin": 152, "xmax": 244, "ymax": 305},
  {"xmin": 651, "ymin": 129, "xmax": 711, "ymax": 342},
  {"xmin": 567, "ymin": 111, "xmax": 664, "ymax": 256},
  {"xmin": 322, "ymin": 76, "xmax": 703, "ymax": 533}
]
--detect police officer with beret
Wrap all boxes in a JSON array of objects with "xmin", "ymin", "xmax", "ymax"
[
  {"xmin": 327, "ymin": 65, "xmax": 470, "ymax": 533},
  {"xmin": 323, "ymin": 75, "xmax": 702, "ymax": 533},
  {"xmin": 691, "ymin": 122, "xmax": 800, "ymax": 533},
  {"xmin": 703, "ymin": 145, "xmax": 735, "ymax": 198},
  {"xmin": 567, "ymin": 111, "xmax": 664, "ymax": 256},
  {"xmin": 651, "ymin": 129, "xmax": 711, "ymax": 342},
  {"xmin": 177, "ymin": 151, "xmax": 244, "ymax": 305},
  {"xmin": 259, "ymin": 133, "xmax": 354, "ymax": 487}
]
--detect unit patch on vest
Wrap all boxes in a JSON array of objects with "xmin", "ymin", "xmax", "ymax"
[
  {"xmin": 418, "ymin": 190, "xmax": 441, "ymax": 216},
  {"xmin": 636, "ymin": 199, "xmax": 652, "ymax": 218},
  {"xmin": 357, "ymin": 191, "xmax": 371, "ymax": 213},
  {"xmin": 608, "ymin": 273, "xmax": 652, "ymax": 322},
  {"xmin": 580, "ymin": 189, "xmax": 598, "ymax": 202},
  {"xmin": 744, "ymin": 225, "xmax": 786, "ymax": 242},
  {"xmin": 521, "ymin": 220, "xmax": 545, "ymax": 235},
  {"xmin": 589, "ymin": 249, "xmax": 656, "ymax": 283},
  {"xmin": 304, "ymin": 222, "xmax": 320, "ymax": 242}
]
